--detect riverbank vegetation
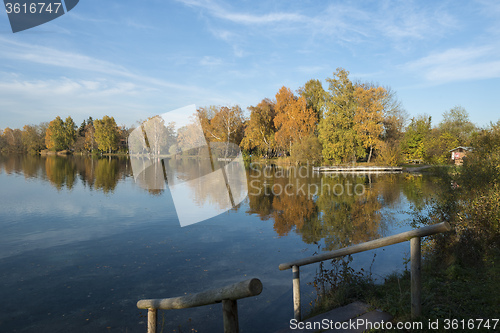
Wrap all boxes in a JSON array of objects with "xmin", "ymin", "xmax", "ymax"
[
  {"xmin": 307, "ymin": 122, "xmax": 500, "ymax": 331},
  {"xmin": 1, "ymin": 68, "xmax": 486, "ymax": 168}
]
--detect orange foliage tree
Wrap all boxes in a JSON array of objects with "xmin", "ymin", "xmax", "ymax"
[{"xmin": 274, "ymin": 86, "xmax": 316, "ymax": 155}]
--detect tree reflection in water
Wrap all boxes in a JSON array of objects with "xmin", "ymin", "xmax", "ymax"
[
  {"xmin": 245, "ymin": 164, "xmax": 441, "ymax": 252},
  {"xmin": 0, "ymin": 155, "xmax": 441, "ymax": 247}
]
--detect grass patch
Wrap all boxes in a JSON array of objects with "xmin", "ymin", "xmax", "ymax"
[{"xmin": 307, "ymin": 249, "xmax": 499, "ymax": 332}]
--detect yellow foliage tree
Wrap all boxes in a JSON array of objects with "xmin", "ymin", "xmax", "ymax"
[{"xmin": 354, "ymin": 85, "xmax": 386, "ymax": 163}]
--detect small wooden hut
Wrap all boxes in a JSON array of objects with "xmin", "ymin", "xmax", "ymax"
[{"xmin": 449, "ymin": 146, "xmax": 473, "ymax": 165}]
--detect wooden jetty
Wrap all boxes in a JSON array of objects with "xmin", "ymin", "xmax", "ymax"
[{"xmin": 313, "ymin": 166, "xmax": 402, "ymax": 173}]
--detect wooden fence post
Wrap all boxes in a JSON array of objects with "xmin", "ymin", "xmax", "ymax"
[
  {"xmin": 147, "ymin": 308, "xmax": 157, "ymax": 333},
  {"xmin": 222, "ymin": 299, "xmax": 239, "ymax": 333},
  {"xmin": 292, "ymin": 265, "xmax": 301, "ymax": 321},
  {"xmin": 410, "ymin": 236, "xmax": 421, "ymax": 318}
]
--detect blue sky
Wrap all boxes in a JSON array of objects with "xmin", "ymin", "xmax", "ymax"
[{"xmin": 1, "ymin": 0, "xmax": 499, "ymax": 129}]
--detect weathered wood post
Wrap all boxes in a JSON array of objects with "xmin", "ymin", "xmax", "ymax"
[
  {"xmin": 137, "ymin": 278, "xmax": 262, "ymax": 333},
  {"xmin": 292, "ymin": 265, "xmax": 301, "ymax": 321},
  {"xmin": 147, "ymin": 308, "xmax": 157, "ymax": 333},
  {"xmin": 410, "ymin": 236, "xmax": 421, "ymax": 318},
  {"xmin": 222, "ymin": 299, "xmax": 239, "ymax": 333},
  {"xmin": 280, "ymin": 223, "xmax": 451, "ymax": 322}
]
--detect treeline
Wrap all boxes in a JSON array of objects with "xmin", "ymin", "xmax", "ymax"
[
  {"xmin": 0, "ymin": 67, "xmax": 494, "ymax": 164},
  {"xmin": 199, "ymin": 67, "xmax": 483, "ymax": 165},
  {"xmin": 0, "ymin": 115, "xmax": 131, "ymax": 155}
]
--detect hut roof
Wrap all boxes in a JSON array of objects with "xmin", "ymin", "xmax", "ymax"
[{"xmin": 449, "ymin": 146, "xmax": 473, "ymax": 152}]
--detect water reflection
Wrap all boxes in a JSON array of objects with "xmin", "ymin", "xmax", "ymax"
[
  {"xmin": 0, "ymin": 155, "xmax": 442, "ymax": 245},
  {"xmin": 0, "ymin": 155, "xmax": 445, "ymax": 332},
  {"xmin": 0, "ymin": 154, "xmax": 131, "ymax": 193},
  {"xmin": 245, "ymin": 163, "xmax": 442, "ymax": 252}
]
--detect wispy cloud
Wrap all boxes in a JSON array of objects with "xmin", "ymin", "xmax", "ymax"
[
  {"xmin": 0, "ymin": 36, "xmax": 206, "ymax": 93},
  {"xmin": 177, "ymin": 0, "xmax": 457, "ymax": 43},
  {"xmin": 177, "ymin": 0, "xmax": 305, "ymax": 25},
  {"xmin": 199, "ymin": 56, "xmax": 224, "ymax": 67},
  {"xmin": 375, "ymin": 1, "xmax": 458, "ymax": 41},
  {"xmin": 405, "ymin": 45, "xmax": 500, "ymax": 83}
]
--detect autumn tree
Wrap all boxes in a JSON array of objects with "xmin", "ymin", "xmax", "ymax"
[
  {"xmin": 319, "ymin": 68, "xmax": 364, "ymax": 164},
  {"xmin": 274, "ymin": 86, "xmax": 316, "ymax": 154},
  {"xmin": 94, "ymin": 116, "xmax": 119, "ymax": 154},
  {"xmin": 0, "ymin": 129, "xmax": 4, "ymax": 152},
  {"xmin": 84, "ymin": 123, "xmax": 97, "ymax": 152},
  {"xmin": 196, "ymin": 105, "xmax": 245, "ymax": 158},
  {"xmin": 240, "ymin": 98, "xmax": 276, "ymax": 156},
  {"xmin": 210, "ymin": 105, "xmax": 245, "ymax": 145},
  {"xmin": 298, "ymin": 79, "xmax": 327, "ymax": 122},
  {"xmin": 353, "ymin": 85, "xmax": 386, "ymax": 162},
  {"xmin": 290, "ymin": 134, "xmax": 322, "ymax": 165},
  {"xmin": 45, "ymin": 116, "xmax": 76, "ymax": 151},
  {"xmin": 75, "ymin": 117, "xmax": 94, "ymax": 153},
  {"xmin": 2, "ymin": 127, "xmax": 23, "ymax": 152},
  {"xmin": 401, "ymin": 115, "xmax": 432, "ymax": 161},
  {"xmin": 177, "ymin": 115, "xmax": 207, "ymax": 156},
  {"xmin": 45, "ymin": 117, "xmax": 64, "ymax": 150},
  {"xmin": 22, "ymin": 124, "xmax": 46, "ymax": 154},
  {"xmin": 141, "ymin": 116, "xmax": 176, "ymax": 156}
]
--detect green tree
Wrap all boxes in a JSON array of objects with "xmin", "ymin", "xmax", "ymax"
[
  {"xmin": 424, "ymin": 130, "xmax": 459, "ymax": 164},
  {"xmin": 401, "ymin": 115, "xmax": 432, "ymax": 161},
  {"xmin": 240, "ymin": 98, "xmax": 276, "ymax": 156},
  {"xmin": 298, "ymin": 79, "xmax": 327, "ymax": 121},
  {"xmin": 319, "ymin": 68, "xmax": 364, "ymax": 164},
  {"xmin": 63, "ymin": 116, "xmax": 77, "ymax": 149},
  {"xmin": 94, "ymin": 116, "xmax": 119, "ymax": 154},
  {"xmin": 438, "ymin": 106, "xmax": 476, "ymax": 145}
]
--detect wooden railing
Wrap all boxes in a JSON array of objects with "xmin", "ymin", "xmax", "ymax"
[
  {"xmin": 279, "ymin": 222, "xmax": 452, "ymax": 321},
  {"xmin": 137, "ymin": 278, "xmax": 263, "ymax": 333}
]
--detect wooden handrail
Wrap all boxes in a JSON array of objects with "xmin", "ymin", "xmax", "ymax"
[
  {"xmin": 137, "ymin": 278, "xmax": 263, "ymax": 333},
  {"xmin": 279, "ymin": 222, "xmax": 451, "ymax": 270},
  {"xmin": 279, "ymin": 222, "xmax": 452, "ymax": 321}
]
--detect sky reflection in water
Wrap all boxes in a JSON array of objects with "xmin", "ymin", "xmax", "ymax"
[{"xmin": 0, "ymin": 155, "xmax": 440, "ymax": 332}]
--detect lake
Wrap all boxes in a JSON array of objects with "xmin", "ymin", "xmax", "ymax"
[{"xmin": 0, "ymin": 154, "xmax": 441, "ymax": 332}]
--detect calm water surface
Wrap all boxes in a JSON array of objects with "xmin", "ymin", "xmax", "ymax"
[{"xmin": 0, "ymin": 155, "xmax": 440, "ymax": 332}]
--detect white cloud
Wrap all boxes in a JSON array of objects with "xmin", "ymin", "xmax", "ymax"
[
  {"xmin": 176, "ymin": 0, "xmax": 458, "ymax": 47},
  {"xmin": 177, "ymin": 0, "xmax": 305, "ymax": 25},
  {"xmin": 405, "ymin": 46, "xmax": 500, "ymax": 83},
  {"xmin": 200, "ymin": 56, "xmax": 224, "ymax": 67},
  {"xmin": 0, "ymin": 36, "xmax": 206, "ymax": 93}
]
